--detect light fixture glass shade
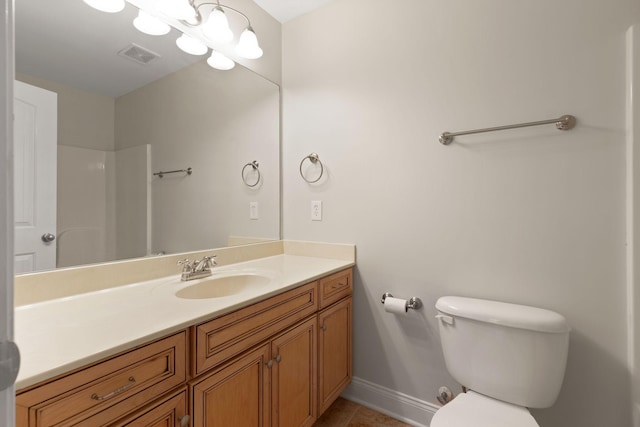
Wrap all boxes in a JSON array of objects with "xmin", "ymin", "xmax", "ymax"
[
  {"xmin": 83, "ymin": 0, "xmax": 125, "ymax": 13},
  {"xmin": 207, "ymin": 51, "xmax": 235, "ymax": 70},
  {"xmin": 158, "ymin": 0, "xmax": 196, "ymax": 21},
  {"xmin": 202, "ymin": 7, "xmax": 234, "ymax": 44},
  {"xmin": 235, "ymin": 26, "xmax": 263, "ymax": 59},
  {"xmin": 176, "ymin": 33, "xmax": 208, "ymax": 56},
  {"xmin": 133, "ymin": 10, "xmax": 171, "ymax": 36}
]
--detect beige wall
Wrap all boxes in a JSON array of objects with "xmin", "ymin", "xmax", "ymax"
[
  {"xmin": 15, "ymin": 73, "xmax": 114, "ymax": 151},
  {"xmin": 228, "ymin": 0, "xmax": 282, "ymax": 84},
  {"xmin": 282, "ymin": 0, "xmax": 640, "ymax": 426},
  {"xmin": 115, "ymin": 59, "xmax": 280, "ymax": 254}
]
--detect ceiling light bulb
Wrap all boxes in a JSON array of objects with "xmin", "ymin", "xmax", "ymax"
[
  {"xmin": 202, "ymin": 7, "xmax": 233, "ymax": 44},
  {"xmin": 176, "ymin": 33, "xmax": 208, "ymax": 56},
  {"xmin": 158, "ymin": 0, "xmax": 196, "ymax": 21},
  {"xmin": 83, "ymin": 0, "xmax": 125, "ymax": 13},
  {"xmin": 207, "ymin": 51, "xmax": 235, "ymax": 70},
  {"xmin": 235, "ymin": 26, "xmax": 263, "ymax": 59},
  {"xmin": 133, "ymin": 10, "xmax": 171, "ymax": 36}
]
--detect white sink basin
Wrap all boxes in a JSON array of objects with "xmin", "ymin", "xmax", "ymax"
[{"xmin": 175, "ymin": 274, "xmax": 271, "ymax": 299}]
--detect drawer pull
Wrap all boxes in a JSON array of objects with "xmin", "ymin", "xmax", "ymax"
[{"xmin": 90, "ymin": 376, "xmax": 136, "ymax": 401}]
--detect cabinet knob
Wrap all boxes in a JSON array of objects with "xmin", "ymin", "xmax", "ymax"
[
  {"xmin": 266, "ymin": 359, "xmax": 274, "ymax": 368},
  {"xmin": 321, "ymin": 324, "xmax": 328, "ymax": 331},
  {"xmin": 179, "ymin": 415, "xmax": 190, "ymax": 427},
  {"xmin": 275, "ymin": 354, "xmax": 282, "ymax": 363}
]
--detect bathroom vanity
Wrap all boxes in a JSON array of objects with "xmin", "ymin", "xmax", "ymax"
[{"xmin": 13, "ymin": 242, "xmax": 354, "ymax": 427}]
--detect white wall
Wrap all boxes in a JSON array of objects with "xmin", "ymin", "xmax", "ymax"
[{"xmin": 282, "ymin": 0, "xmax": 640, "ymax": 426}]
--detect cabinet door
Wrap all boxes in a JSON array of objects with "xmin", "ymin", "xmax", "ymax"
[
  {"xmin": 191, "ymin": 344, "xmax": 271, "ymax": 427},
  {"xmin": 112, "ymin": 388, "xmax": 188, "ymax": 427},
  {"xmin": 271, "ymin": 317, "xmax": 317, "ymax": 427},
  {"xmin": 317, "ymin": 297, "xmax": 352, "ymax": 415}
]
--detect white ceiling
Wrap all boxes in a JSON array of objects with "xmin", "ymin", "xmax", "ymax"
[
  {"xmin": 15, "ymin": 0, "xmax": 333, "ymax": 98},
  {"xmin": 253, "ymin": 0, "xmax": 334, "ymax": 23}
]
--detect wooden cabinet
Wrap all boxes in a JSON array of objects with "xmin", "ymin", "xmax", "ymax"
[
  {"xmin": 270, "ymin": 317, "xmax": 317, "ymax": 427},
  {"xmin": 16, "ymin": 267, "xmax": 353, "ymax": 427},
  {"xmin": 193, "ymin": 282, "xmax": 317, "ymax": 376},
  {"xmin": 191, "ymin": 344, "xmax": 272, "ymax": 427},
  {"xmin": 16, "ymin": 331, "xmax": 187, "ymax": 427},
  {"xmin": 318, "ymin": 296, "xmax": 352, "ymax": 415},
  {"xmin": 190, "ymin": 317, "xmax": 318, "ymax": 427},
  {"xmin": 111, "ymin": 388, "xmax": 189, "ymax": 427},
  {"xmin": 318, "ymin": 269, "xmax": 352, "ymax": 309}
]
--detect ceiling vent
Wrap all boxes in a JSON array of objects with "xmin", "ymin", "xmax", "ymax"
[{"xmin": 117, "ymin": 43, "xmax": 161, "ymax": 65}]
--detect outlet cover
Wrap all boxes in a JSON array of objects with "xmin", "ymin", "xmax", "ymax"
[{"xmin": 311, "ymin": 200, "xmax": 322, "ymax": 221}]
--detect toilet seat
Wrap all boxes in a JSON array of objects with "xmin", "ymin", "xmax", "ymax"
[{"xmin": 430, "ymin": 391, "xmax": 539, "ymax": 427}]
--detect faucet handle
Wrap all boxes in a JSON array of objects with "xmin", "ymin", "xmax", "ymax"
[
  {"xmin": 177, "ymin": 259, "xmax": 192, "ymax": 272},
  {"xmin": 197, "ymin": 255, "xmax": 217, "ymax": 270}
]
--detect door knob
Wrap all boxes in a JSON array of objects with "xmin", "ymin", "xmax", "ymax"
[
  {"xmin": 41, "ymin": 233, "xmax": 56, "ymax": 243},
  {"xmin": 0, "ymin": 340, "xmax": 20, "ymax": 391}
]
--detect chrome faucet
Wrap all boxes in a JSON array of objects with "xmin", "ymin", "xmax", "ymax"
[{"xmin": 178, "ymin": 255, "xmax": 217, "ymax": 281}]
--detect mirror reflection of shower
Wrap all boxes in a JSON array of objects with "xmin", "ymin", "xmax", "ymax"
[{"xmin": 14, "ymin": 0, "xmax": 280, "ymax": 273}]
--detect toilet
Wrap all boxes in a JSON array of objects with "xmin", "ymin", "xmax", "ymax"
[{"xmin": 431, "ymin": 296, "xmax": 570, "ymax": 427}]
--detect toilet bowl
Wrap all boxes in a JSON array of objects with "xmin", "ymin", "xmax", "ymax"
[
  {"xmin": 432, "ymin": 296, "xmax": 570, "ymax": 427},
  {"xmin": 430, "ymin": 390, "xmax": 539, "ymax": 427}
]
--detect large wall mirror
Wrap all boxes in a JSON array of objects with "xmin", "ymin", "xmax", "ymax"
[{"xmin": 14, "ymin": 0, "xmax": 280, "ymax": 274}]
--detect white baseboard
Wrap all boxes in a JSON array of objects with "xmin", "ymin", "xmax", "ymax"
[{"xmin": 340, "ymin": 377, "xmax": 440, "ymax": 427}]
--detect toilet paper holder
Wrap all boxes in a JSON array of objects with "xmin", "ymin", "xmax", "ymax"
[{"xmin": 381, "ymin": 293, "xmax": 422, "ymax": 310}]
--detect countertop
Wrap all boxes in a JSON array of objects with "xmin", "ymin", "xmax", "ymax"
[{"xmin": 15, "ymin": 254, "xmax": 354, "ymax": 390}]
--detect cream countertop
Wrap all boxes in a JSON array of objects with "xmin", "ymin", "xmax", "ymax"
[{"xmin": 15, "ymin": 253, "xmax": 354, "ymax": 390}]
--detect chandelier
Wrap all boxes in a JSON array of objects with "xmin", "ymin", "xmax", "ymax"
[{"xmin": 83, "ymin": 0, "xmax": 263, "ymax": 71}]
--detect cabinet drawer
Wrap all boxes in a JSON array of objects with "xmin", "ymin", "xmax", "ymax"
[
  {"xmin": 318, "ymin": 269, "xmax": 352, "ymax": 309},
  {"xmin": 194, "ymin": 282, "xmax": 317, "ymax": 375},
  {"xmin": 16, "ymin": 331, "xmax": 187, "ymax": 427},
  {"xmin": 111, "ymin": 387, "xmax": 188, "ymax": 427}
]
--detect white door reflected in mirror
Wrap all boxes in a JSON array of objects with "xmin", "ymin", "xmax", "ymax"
[{"xmin": 13, "ymin": 81, "xmax": 57, "ymax": 273}]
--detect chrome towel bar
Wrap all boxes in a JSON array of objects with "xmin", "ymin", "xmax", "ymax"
[
  {"xmin": 439, "ymin": 114, "xmax": 576, "ymax": 145},
  {"xmin": 153, "ymin": 167, "xmax": 192, "ymax": 178}
]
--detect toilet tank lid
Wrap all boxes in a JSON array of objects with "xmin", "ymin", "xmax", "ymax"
[{"xmin": 436, "ymin": 296, "xmax": 570, "ymax": 333}]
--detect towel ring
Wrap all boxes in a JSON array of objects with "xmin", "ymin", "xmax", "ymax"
[
  {"xmin": 299, "ymin": 153, "xmax": 324, "ymax": 183},
  {"xmin": 242, "ymin": 161, "xmax": 261, "ymax": 187}
]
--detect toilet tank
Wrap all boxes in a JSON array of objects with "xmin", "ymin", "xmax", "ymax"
[{"xmin": 435, "ymin": 296, "xmax": 570, "ymax": 409}]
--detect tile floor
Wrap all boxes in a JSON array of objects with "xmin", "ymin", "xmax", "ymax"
[{"xmin": 313, "ymin": 397, "xmax": 411, "ymax": 427}]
